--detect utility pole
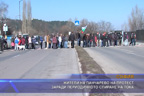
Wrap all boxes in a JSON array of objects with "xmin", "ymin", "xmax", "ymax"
[{"xmin": 19, "ymin": 0, "xmax": 23, "ymax": 20}]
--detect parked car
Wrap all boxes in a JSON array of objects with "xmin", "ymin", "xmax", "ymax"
[{"xmin": 23, "ymin": 34, "xmax": 29, "ymax": 39}]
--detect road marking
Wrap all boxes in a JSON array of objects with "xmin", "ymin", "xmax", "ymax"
[
  {"xmin": 117, "ymin": 48, "xmax": 144, "ymax": 58},
  {"xmin": 13, "ymin": 55, "xmax": 20, "ymax": 58},
  {"xmin": 130, "ymin": 53, "xmax": 144, "ymax": 58}
]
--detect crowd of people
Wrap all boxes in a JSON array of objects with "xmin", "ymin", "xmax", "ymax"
[
  {"xmin": 80, "ymin": 32, "xmax": 137, "ymax": 48},
  {"xmin": 3, "ymin": 31, "xmax": 136, "ymax": 51},
  {"xmin": 10, "ymin": 32, "xmax": 76, "ymax": 50}
]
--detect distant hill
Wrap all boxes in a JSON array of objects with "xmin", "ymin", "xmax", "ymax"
[{"xmin": 5, "ymin": 18, "xmax": 74, "ymax": 36}]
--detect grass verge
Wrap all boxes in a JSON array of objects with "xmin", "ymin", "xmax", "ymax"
[{"xmin": 75, "ymin": 46, "xmax": 124, "ymax": 96}]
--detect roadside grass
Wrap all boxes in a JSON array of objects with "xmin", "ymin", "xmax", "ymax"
[
  {"xmin": 75, "ymin": 46, "xmax": 124, "ymax": 96},
  {"xmin": 75, "ymin": 46, "xmax": 105, "ymax": 74}
]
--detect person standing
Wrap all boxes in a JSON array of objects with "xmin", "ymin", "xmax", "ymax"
[
  {"xmin": 102, "ymin": 33, "xmax": 106, "ymax": 47},
  {"xmin": 69, "ymin": 32, "xmax": 75, "ymax": 48},
  {"xmin": 40, "ymin": 36, "xmax": 43, "ymax": 49},
  {"xmin": 61, "ymin": 35, "xmax": 66, "ymax": 48},
  {"xmin": 52, "ymin": 35, "xmax": 57, "ymax": 49},
  {"xmin": 108, "ymin": 33, "xmax": 112, "ymax": 46},
  {"xmin": 0, "ymin": 38, "xmax": 3, "ymax": 51},
  {"xmin": 64, "ymin": 35, "xmax": 68, "ymax": 48},
  {"xmin": 114, "ymin": 33, "xmax": 118, "ymax": 46},
  {"xmin": 58, "ymin": 34, "xmax": 62, "ymax": 48},
  {"xmin": 49, "ymin": 36, "xmax": 52, "ymax": 49},
  {"xmin": 28, "ymin": 36, "xmax": 32, "ymax": 49},
  {"xmin": 14, "ymin": 37, "xmax": 19, "ymax": 50},
  {"xmin": 83, "ymin": 34, "xmax": 86, "ymax": 47},
  {"xmin": 119, "ymin": 32, "xmax": 122, "ymax": 46},
  {"xmin": 105, "ymin": 33, "xmax": 109, "ymax": 47},
  {"xmin": 124, "ymin": 32, "xmax": 128, "ymax": 46},
  {"xmin": 11, "ymin": 41, "xmax": 15, "ymax": 49},
  {"xmin": 18, "ymin": 36, "xmax": 22, "ymax": 46},
  {"xmin": 44, "ymin": 35, "xmax": 47, "ymax": 48},
  {"xmin": 11, "ymin": 37, "xmax": 15, "ymax": 49},
  {"xmin": 21, "ymin": 36, "xmax": 25, "ymax": 45},
  {"xmin": 77, "ymin": 32, "xmax": 81, "ymax": 46},
  {"xmin": 47, "ymin": 35, "xmax": 50, "ymax": 49},
  {"xmin": 94, "ymin": 34, "xmax": 97, "ymax": 47},
  {"xmin": 133, "ymin": 33, "xmax": 136, "ymax": 46},
  {"xmin": 89, "ymin": 34, "xmax": 93, "ymax": 47},
  {"xmin": 32, "ymin": 36, "xmax": 36, "ymax": 49},
  {"xmin": 25, "ymin": 36, "xmax": 29, "ymax": 49},
  {"xmin": 130, "ymin": 32, "xmax": 136, "ymax": 46},
  {"xmin": 97, "ymin": 32, "xmax": 101, "ymax": 47}
]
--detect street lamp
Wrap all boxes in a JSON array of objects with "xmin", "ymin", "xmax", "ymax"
[{"xmin": 19, "ymin": 0, "xmax": 23, "ymax": 20}]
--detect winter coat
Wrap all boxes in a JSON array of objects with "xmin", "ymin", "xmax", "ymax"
[
  {"xmin": 53, "ymin": 37, "xmax": 57, "ymax": 43},
  {"xmin": 69, "ymin": 33, "xmax": 75, "ymax": 41},
  {"xmin": 14, "ymin": 38, "xmax": 19, "ymax": 44},
  {"xmin": 21, "ymin": 38, "xmax": 25, "ymax": 45}
]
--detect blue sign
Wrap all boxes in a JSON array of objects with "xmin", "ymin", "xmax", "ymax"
[{"xmin": 75, "ymin": 21, "xmax": 79, "ymax": 26}]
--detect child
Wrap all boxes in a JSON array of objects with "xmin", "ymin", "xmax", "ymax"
[{"xmin": 11, "ymin": 42, "xmax": 15, "ymax": 49}]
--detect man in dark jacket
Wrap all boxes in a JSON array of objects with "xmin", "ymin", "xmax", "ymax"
[
  {"xmin": 83, "ymin": 34, "xmax": 86, "ymax": 47},
  {"xmin": 108, "ymin": 33, "xmax": 112, "ymax": 46},
  {"xmin": 77, "ymin": 32, "xmax": 81, "ymax": 46},
  {"xmin": 25, "ymin": 36, "xmax": 29, "ymax": 49},
  {"xmin": 40, "ymin": 36, "xmax": 43, "ymax": 49},
  {"xmin": 114, "ymin": 33, "xmax": 118, "ymax": 46},
  {"xmin": 102, "ymin": 33, "xmax": 106, "ymax": 47},
  {"xmin": 32, "ymin": 36, "xmax": 36, "ymax": 49},
  {"xmin": 0, "ymin": 38, "xmax": 3, "ymax": 52},
  {"xmin": 69, "ymin": 32, "xmax": 75, "ymax": 48}
]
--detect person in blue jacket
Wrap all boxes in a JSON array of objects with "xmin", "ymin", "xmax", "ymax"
[
  {"xmin": 14, "ymin": 37, "xmax": 19, "ymax": 50},
  {"xmin": 40, "ymin": 36, "xmax": 43, "ymax": 49}
]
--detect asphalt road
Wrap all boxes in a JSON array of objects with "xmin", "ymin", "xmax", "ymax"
[
  {"xmin": 85, "ymin": 45, "xmax": 144, "ymax": 74},
  {"xmin": 0, "ymin": 48, "xmax": 83, "ymax": 96}
]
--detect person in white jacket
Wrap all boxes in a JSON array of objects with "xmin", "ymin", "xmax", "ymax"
[
  {"xmin": 28, "ymin": 36, "xmax": 32, "ymax": 49},
  {"xmin": 58, "ymin": 34, "xmax": 62, "ymax": 48}
]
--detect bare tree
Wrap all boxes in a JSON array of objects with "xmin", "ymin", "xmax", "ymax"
[
  {"xmin": 66, "ymin": 18, "xmax": 75, "ymax": 32},
  {"xmin": 80, "ymin": 19, "xmax": 89, "ymax": 27},
  {"xmin": 0, "ymin": 1, "xmax": 8, "ymax": 19},
  {"xmin": 128, "ymin": 5, "xmax": 144, "ymax": 31},
  {"xmin": 87, "ymin": 21, "xmax": 98, "ymax": 33},
  {"xmin": 27, "ymin": 0, "xmax": 32, "ymax": 34},
  {"xmin": 22, "ymin": 0, "xmax": 27, "ymax": 34},
  {"xmin": 121, "ymin": 23, "xmax": 128, "ymax": 32},
  {"xmin": 97, "ymin": 21, "xmax": 114, "ymax": 33},
  {"xmin": 60, "ymin": 25, "xmax": 69, "ymax": 34}
]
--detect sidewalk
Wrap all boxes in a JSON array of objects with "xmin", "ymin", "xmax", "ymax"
[{"xmin": 136, "ymin": 42, "xmax": 144, "ymax": 46}]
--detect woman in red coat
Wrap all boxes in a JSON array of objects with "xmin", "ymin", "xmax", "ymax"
[
  {"xmin": 18, "ymin": 37, "xmax": 22, "ymax": 45},
  {"xmin": 95, "ymin": 35, "xmax": 97, "ymax": 47}
]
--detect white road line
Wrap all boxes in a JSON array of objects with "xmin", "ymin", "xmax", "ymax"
[
  {"xmin": 116, "ymin": 48, "xmax": 144, "ymax": 58},
  {"xmin": 13, "ymin": 55, "xmax": 20, "ymax": 58}
]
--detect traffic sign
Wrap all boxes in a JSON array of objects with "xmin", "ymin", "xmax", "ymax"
[
  {"xmin": 75, "ymin": 21, "xmax": 79, "ymax": 26},
  {"xmin": 3, "ymin": 24, "xmax": 8, "ymax": 32}
]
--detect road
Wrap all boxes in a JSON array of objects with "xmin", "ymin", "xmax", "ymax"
[
  {"xmin": 85, "ymin": 45, "xmax": 144, "ymax": 96},
  {"xmin": 85, "ymin": 45, "xmax": 144, "ymax": 74},
  {"xmin": 0, "ymin": 48, "xmax": 83, "ymax": 96}
]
